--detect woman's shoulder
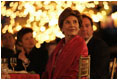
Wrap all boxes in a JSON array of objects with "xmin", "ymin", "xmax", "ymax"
[
  {"xmin": 75, "ymin": 35, "xmax": 85, "ymax": 41},
  {"xmin": 73, "ymin": 35, "xmax": 86, "ymax": 45}
]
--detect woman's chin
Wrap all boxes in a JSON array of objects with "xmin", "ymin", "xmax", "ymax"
[
  {"xmin": 69, "ymin": 33, "xmax": 78, "ymax": 36},
  {"xmin": 66, "ymin": 35, "xmax": 77, "ymax": 38}
]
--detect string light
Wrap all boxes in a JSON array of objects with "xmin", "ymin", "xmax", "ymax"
[
  {"xmin": 111, "ymin": 12, "xmax": 118, "ymax": 27},
  {"xmin": 1, "ymin": 1, "xmax": 116, "ymax": 48},
  {"xmin": 93, "ymin": 25, "xmax": 97, "ymax": 31}
]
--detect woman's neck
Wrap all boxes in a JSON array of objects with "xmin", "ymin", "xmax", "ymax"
[
  {"xmin": 25, "ymin": 48, "xmax": 32, "ymax": 54},
  {"xmin": 65, "ymin": 35, "xmax": 75, "ymax": 43}
]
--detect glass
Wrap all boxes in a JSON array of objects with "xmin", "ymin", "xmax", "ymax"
[
  {"xmin": 1, "ymin": 58, "xmax": 8, "ymax": 69},
  {"xmin": 10, "ymin": 57, "xmax": 17, "ymax": 71},
  {"xmin": 1, "ymin": 58, "xmax": 8, "ymax": 66},
  {"xmin": 1, "ymin": 58, "xmax": 9, "ymax": 74},
  {"xmin": 22, "ymin": 59, "xmax": 30, "ymax": 71}
]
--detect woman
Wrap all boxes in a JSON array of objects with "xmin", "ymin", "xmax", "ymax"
[
  {"xmin": 15, "ymin": 28, "xmax": 48, "ymax": 77},
  {"xmin": 42, "ymin": 7, "xmax": 88, "ymax": 79}
]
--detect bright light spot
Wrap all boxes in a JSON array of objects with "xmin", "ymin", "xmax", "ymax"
[
  {"xmin": 16, "ymin": 25, "xmax": 22, "ymax": 31},
  {"xmin": 8, "ymin": 25, "xmax": 13, "ymax": 33},
  {"xmin": 33, "ymin": 31, "xmax": 37, "ymax": 37},
  {"xmin": 2, "ymin": 25, "xmax": 8, "ymax": 33},
  {"xmin": 111, "ymin": 12, "xmax": 117, "ymax": 27},
  {"xmin": 97, "ymin": 12, "xmax": 103, "ymax": 21},
  {"xmin": 49, "ymin": 19, "xmax": 58, "ymax": 26},
  {"xmin": 104, "ymin": 5, "xmax": 109, "ymax": 10},
  {"xmin": 89, "ymin": 10, "xmax": 94, "ymax": 14},
  {"xmin": 92, "ymin": 15, "xmax": 99, "ymax": 22},
  {"xmin": 94, "ymin": 1, "xmax": 99, "ymax": 5},
  {"xmin": 1, "ymin": 1, "xmax": 116, "ymax": 46},
  {"xmin": 93, "ymin": 25, "xmax": 97, "ymax": 31},
  {"xmin": 15, "ymin": 36, "xmax": 17, "ymax": 40},
  {"xmin": 111, "ymin": 12, "xmax": 118, "ymax": 19},
  {"xmin": 101, "ymin": 10, "xmax": 106, "ymax": 15},
  {"xmin": 103, "ymin": 1, "xmax": 109, "ymax": 10},
  {"xmin": 40, "ymin": 26, "xmax": 46, "ymax": 32},
  {"xmin": 36, "ymin": 43, "xmax": 41, "ymax": 48}
]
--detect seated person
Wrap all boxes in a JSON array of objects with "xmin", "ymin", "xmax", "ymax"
[
  {"xmin": 42, "ymin": 7, "xmax": 88, "ymax": 79},
  {"xmin": 15, "ymin": 27, "xmax": 48, "ymax": 77},
  {"xmin": 79, "ymin": 14, "xmax": 110, "ymax": 79},
  {"xmin": 1, "ymin": 32, "xmax": 16, "ymax": 69}
]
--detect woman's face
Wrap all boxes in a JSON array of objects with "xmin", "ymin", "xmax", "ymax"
[
  {"xmin": 2, "ymin": 33, "xmax": 15, "ymax": 48},
  {"xmin": 62, "ymin": 16, "xmax": 79, "ymax": 37},
  {"xmin": 21, "ymin": 32, "xmax": 35, "ymax": 50}
]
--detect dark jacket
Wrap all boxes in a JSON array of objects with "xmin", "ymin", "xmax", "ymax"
[
  {"xmin": 87, "ymin": 36, "xmax": 110, "ymax": 79},
  {"xmin": 1, "ymin": 47, "xmax": 15, "ymax": 58},
  {"xmin": 1, "ymin": 47, "xmax": 16, "ymax": 69},
  {"xmin": 15, "ymin": 46, "xmax": 48, "ymax": 76}
]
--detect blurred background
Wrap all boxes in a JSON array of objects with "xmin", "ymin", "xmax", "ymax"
[{"xmin": 1, "ymin": 1, "xmax": 117, "ymax": 48}]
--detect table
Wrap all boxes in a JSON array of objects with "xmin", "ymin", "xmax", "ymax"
[{"xmin": 9, "ymin": 73, "xmax": 40, "ymax": 79}]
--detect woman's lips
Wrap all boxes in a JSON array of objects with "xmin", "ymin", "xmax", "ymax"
[{"xmin": 69, "ymin": 28, "xmax": 76, "ymax": 31}]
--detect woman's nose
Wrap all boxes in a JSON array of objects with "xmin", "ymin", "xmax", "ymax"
[
  {"xmin": 70, "ymin": 22, "xmax": 74, "ymax": 26},
  {"xmin": 30, "ymin": 38, "xmax": 34, "ymax": 43}
]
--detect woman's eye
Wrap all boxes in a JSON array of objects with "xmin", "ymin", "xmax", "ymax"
[
  {"xmin": 25, "ymin": 38, "xmax": 29, "ymax": 40},
  {"xmin": 73, "ymin": 20, "xmax": 77, "ymax": 23},
  {"xmin": 65, "ymin": 21, "xmax": 70, "ymax": 24}
]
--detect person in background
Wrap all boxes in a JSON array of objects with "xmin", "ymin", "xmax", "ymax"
[
  {"xmin": 15, "ymin": 27, "xmax": 48, "ymax": 77},
  {"xmin": 1, "ymin": 32, "xmax": 16, "ymax": 55},
  {"xmin": 42, "ymin": 7, "xmax": 88, "ymax": 79},
  {"xmin": 79, "ymin": 14, "xmax": 110, "ymax": 79},
  {"xmin": 94, "ymin": 15, "xmax": 117, "ymax": 79},
  {"xmin": 1, "ymin": 32, "xmax": 16, "ymax": 69}
]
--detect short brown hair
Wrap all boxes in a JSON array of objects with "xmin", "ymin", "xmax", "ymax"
[
  {"xmin": 82, "ymin": 14, "xmax": 93, "ymax": 27},
  {"xmin": 58, "ymin": 7, "xmax": 82, "ymax": 29}
]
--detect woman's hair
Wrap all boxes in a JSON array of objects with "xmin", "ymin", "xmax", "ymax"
[
  {"xmin": 17, "ymin": 27, "xmax": 33, "ymax": 42},
  {"xmin": 1, "ymin": 31, "xmax": 14, "ymax": 40},
  {"xmin": 58, "ymin": 7, "xmax": 82, "ymax": 29}
]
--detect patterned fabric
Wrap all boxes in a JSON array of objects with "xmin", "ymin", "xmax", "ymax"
[{"xmin": 42, "ymin": 35, "xmax": 88, "ymax": 79}]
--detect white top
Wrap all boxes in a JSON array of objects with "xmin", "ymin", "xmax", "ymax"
[{"xmin": 86, "ymin": 35, "xmax": 93, "ymax": 44}]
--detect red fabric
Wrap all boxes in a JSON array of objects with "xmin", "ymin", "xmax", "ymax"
[
  {"xmin": 42, "ymin": 35, "xmax": 88, "ymax": 79},
  {"xmin": 9, "ymin": 73, "xmax": 40, "ymax": 79}
]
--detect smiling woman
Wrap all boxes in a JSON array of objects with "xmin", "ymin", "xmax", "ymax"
[
  {"xmin": 62, "ymin": 15, "xmax": 80, "ymax": 43},
  {"xmin": 58, "ymin": 7, "xmax": 82, "ymax": 43},
  {"xmin": 42, "ymin": 7, "xmax": 88, "ymax": 79}
]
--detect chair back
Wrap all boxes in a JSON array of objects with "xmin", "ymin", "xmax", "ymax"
[
  {"xmin": 78, "ymin": 55, "xmax": 90, "ymax": 79},
  {"xmin": 110, "ymin": 58, "xmax": 117, "ymax": 79}
]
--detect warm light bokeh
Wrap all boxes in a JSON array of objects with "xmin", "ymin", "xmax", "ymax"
[{"xmin": 1, "ymin": 1, "xmax": 117, "ymax": 48}]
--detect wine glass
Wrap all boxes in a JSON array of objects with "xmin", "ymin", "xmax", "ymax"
[
  {"xmin": 10, "ymin": 57, "xmax": 17, "ymax": 72},
  {"xmin": 1, "ymin": 58, "xmax": 8, "ymax": 72},
  {"xmin": 1, "ymin": 58, "xmax": 8, "ymax": 67},
  {"xmin": 1, "ymin": 58, "xmax": 10, "ymax": 79},
  {"xmin": 22, "ymin": 59, "xmax": 30, "ymax": 71}
]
